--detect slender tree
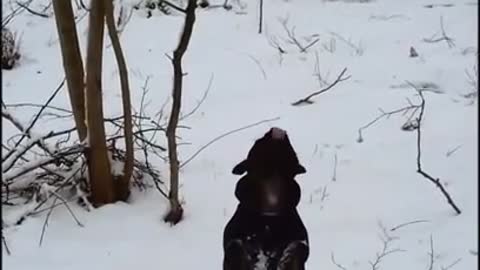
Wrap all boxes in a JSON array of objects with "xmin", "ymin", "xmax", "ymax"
[
  {"xmin": 85, "ymin": 0, "xmax": 115, "ymax": 206},
  {"xmin": 104, "ymin": 0, "xmax": 134, "ymax": 201},
  {"xmin": 164, "ymin": 0, "xmax": 197, "ymax": 225},
  {"xmin": 51, "ymin": 0, "xmax": 87, "ymax": 142}
]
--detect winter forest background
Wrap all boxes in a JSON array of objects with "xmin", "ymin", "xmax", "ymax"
[{"xmin": 1, "ymin": 0, "xmax": 478, "ymax": 269}]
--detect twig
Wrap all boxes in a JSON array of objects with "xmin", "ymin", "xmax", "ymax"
[
  {"xmin": 278, "ymin": 16, "xmax": 319, "ymax": 53},
  {"xmin": 329, "ymin": 32, "xmax": 363, "ymax": 56},
  {"xmin": 427, "ymin": 235, "xmax": 434, "ymax": 270},
  {"xmin": 161, "ymin": 0, "xmax": 187, "ymax": 13},
  {"xmin": 2, "ymin": 235, "xmax": 11, "ymax": 255},
  {"xmin": 39, "ymin": 197, "xmax": 58, "ymax": 247},
  {"xmin": 390, "ymin": 219, "xmax": 430, "ymax": 231},
  {"xmin": 369, "ymin": 222, "xmax": 405, "ymax": 270},
  {"xmin": 246, "ymin": 55, "xmax": 267, "ymax": 80},
  {"xmin": 409, "ymin": 82, "xmax": 462, "ymax": 215},
  {"xmin": 331, "ymin": 252, "xmax": 348, "ymax": 270},
  {"xmin": 50, "ymin": 190, "xmax": 84, "ymax": 227},
  {"xmin": 445, "ymin": 145, "xmax": 462, "ymax": 157},
  {"xmin": 441, "ymin": 258, "xmax": 462, "ymax": 270},
  {"xmin": 2, "ymin": 78, "xmax": 66, "ymax": 163},
  {"xmin": 266, "ymin": 33, "xmax": 287, "ymax": 54},
  {"xmin": 357, "ymin": 101, "xmax": 420, "ymax": 143},
  {"xmin": 16, "ymin": 0, "xmax": 50, "ymax": 18},
  {"xmin": 180, "ymin": 73, "xmax": 214, "ymax": 120},
  {"xmin": 292, "ymin": 68, "xmax": 350, "ymax": 106},
  {"xmin": 313, "ymin": 51, "xmax": 330, "ymax": 87},
  {"xmin": 423, "ymin": 16, "xmax": 455, "ymax": 48},
  {"xmin": 332, "ymin": 152, "xmax": 338, "ymax": 181},
  {"xmin": 180, "ymin": 117, "xmax": 280, "ymax": 168}
]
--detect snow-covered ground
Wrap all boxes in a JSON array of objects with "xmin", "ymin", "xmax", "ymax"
[{"xmin": 2, "ymin": 0, "xmax": 478, "ymax": 269}]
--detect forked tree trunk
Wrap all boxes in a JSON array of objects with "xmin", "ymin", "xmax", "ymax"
[
  {"xmin": 164, "ymin": 0, "xmax": 197, "ymax": 225},
  {"xmin": 51, "ymin": 0, "xmax": 87, "ymax": 142},
  {"xmin": 104, "ymin": 0, "xmax": 134, "ymax": 201},
  {"xmin": 85, "ymin": 0, "xmax": 115, "ymax": 206}
]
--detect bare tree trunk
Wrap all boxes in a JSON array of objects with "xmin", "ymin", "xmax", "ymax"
[
  {"xmin": 51, "ymin": 0, "xmax": 87, "ymax": 142},
  {"xmin": 164, "ymin": 0, "xmax": 197, "ymax": 225},
  {"xmin": 104, "ymin": 0, "xmax": 133, "ymax": 201},
  {"xmin": 85, "ymin": 0, "xmax": 115, "ymax": 206}
]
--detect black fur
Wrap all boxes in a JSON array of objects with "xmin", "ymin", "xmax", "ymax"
[{"xmin": 223, "ymin": 127, "xmax": 309, "ymax": 270}]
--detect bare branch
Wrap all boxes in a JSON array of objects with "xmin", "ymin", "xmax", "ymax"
[
  {"xmin": 445, "ymin": 145, "xmax": 462, "ymax": 157},
  {"xmin": 2, "ymin": 235, "xmax": 11, "ymax": 255},
  {"xmin": 331, "ymin": 252, "xmax": 348, "ymax": 270},
  {"xmin": 441, "ymin": 258, "xmax": 462, "ymax": 270},
  {"xmin": 427, "ymin": 235, "xmax": 434, "ymax": 270},
  {"xmin": 369, "ymin": 222, "xmax": 405, "ymax": 270},
  {"xmin": 332, "ymin": 152, "xmax": 338, "ymax": 181},
  {"xmin": 329, "ymin": 32, "xmax": 364, "ymax": 56},
  {"xmin": 246, "ymin": 55, "xmax": 267, "ymax": 80},
  {"xmin": 180, "ymin": 117, "xmax": 280, "ymax": 168},
  {"xmin": 390, "ymin": 219, "xmax": 430, "ymax": 231},
  {"xmin": 16, "ymin": 0, "xmax": 51, "ymax": 18},
  {"xmin": 409, "ymin": 82, "xmax": 462, "ymax": 215},
  {"xmin": 278, "ymin": 16, "xmax": 319, "ymax": 53},
  {"xmin": 39, "ymin": 197, "xmax": 57, "ymax": 247},
  {"xmin": 423, "ymin": 16, "xmax": 455, "ymax": 48},
  {"xmin": 357, "ymin": 102, "xmax": 420, "ymax": 143},
  {"xmin": 180, "ymin": 73, "xmax": 214, "ymax": 120},
  {"xmin": 2, "ymin": 78, "xmax": 66, "ymax": 163},
  {"xmin": 292, "ymin": 68, "xmax": 350, "ymax": 106},
  {"xmin": 161, "ymin": 0, "xmax": 187, "ymax": 13}
]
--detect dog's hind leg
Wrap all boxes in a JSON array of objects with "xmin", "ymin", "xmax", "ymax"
[{"xmin": 223, "ymin": 239, "xmax": 252, "ymax": 270}]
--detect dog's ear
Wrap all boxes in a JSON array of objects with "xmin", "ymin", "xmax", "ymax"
[
  {"xmin": 296, "ymin": 164, "xmax": 306, "ymax": 175},
  {"xmin": 232, "ymin": 160, "xmax": 248, "ymax": 175}
]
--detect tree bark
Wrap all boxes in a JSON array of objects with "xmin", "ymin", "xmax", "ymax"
[
  {"xmin": 164, "ymin": 0, "xmax": 197, "ymax": 225},
  {"xmin": 104, "ymin": 0, "xmax": 133, "ymax": 201},
  {"xmin": 85, "ymin": 0, "xmax": 115, "ymax": 206},
  {"xmin": 51, "ymin": 0, "xmax": 87, "ymax": 142}
]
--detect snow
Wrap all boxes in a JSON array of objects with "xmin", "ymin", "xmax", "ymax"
[{"xmin": 1, "ymin": 0, "xmax": 478, "ymax": 269}]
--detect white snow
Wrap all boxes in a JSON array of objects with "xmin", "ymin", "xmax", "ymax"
[{"xmin": 2, "ymin": 0, "xmax": 477, "ymax": 269}]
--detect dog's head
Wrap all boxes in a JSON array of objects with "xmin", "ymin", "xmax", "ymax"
[{"xmin": 232, "ymin": 127, "xmax": 306, "ymax": 177}]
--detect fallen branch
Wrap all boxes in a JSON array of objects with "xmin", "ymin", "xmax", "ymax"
[
  {"xmin": 411, "ymin": 82, "xmax": 462, "ymax": 215},
  {"xmin": 180, "ymin": 116, "xmax": 280, "ymax": 168},
  {"xmin": 357, "ymin": 99, "xmax": 420, "ymax": 143},
  {"xmin": 292, "ymin": 68, "xmax": 350, "ymax": 106}
]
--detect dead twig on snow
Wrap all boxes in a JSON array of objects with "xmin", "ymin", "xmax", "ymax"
[
  {"xmin": 408, "ymin": 81, "xmax": 462, "ymax": 215},
  {"xmin": 292, "ymin": 67, "xmax": 350, "ymax": 106}
]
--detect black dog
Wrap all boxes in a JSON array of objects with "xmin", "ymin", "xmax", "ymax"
[{"xmin": 223, "ymin": 127, "xmax": 309, "ymax": 270}]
